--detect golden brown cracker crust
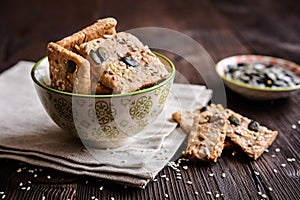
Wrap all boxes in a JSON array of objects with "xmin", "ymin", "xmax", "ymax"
[
  {"xmin": 56, "ymin": 18, "xmax": 117, "ymax": 52},
  {"xmin": 224, "ymin": 109, "xmax": 278, "ymax": 160},
  {"xmin": 47, "ymin": 42, "xmax": 91, "ymax": 94}
]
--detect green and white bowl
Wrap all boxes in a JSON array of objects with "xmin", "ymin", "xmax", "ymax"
[
  {"xmin": 215, "ymin": 55, "xmax": 300, "ymax": 100},
  {"xmin": 31, "ymin": 53, "xmax": 175, "ymax": 148}
]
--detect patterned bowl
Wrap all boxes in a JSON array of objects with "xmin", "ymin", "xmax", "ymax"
[
  {"xmin": 31, "ymin": 53, "xmax": 175, "ymax": 148},
  {"xmin": 215, "ymin": 55, "xmax": 300, "ymax": 100}
]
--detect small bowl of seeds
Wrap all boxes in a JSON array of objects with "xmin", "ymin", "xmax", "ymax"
[{"xmin": 215, "ymin": 55, "xmax": 300, "ymax": 100}]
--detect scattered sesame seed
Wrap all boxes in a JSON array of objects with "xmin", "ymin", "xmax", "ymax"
[
  {"xmin": 208, "ymin": 173, "xmax": 214, "ymax": 177},
  {"xmin": 176, "ymin": 176, "xmax": 182, "ymax": 180},
  {"xmin": 19, "ymin": 182, "xmax": 23, "ymax": 186},
  {"xmin": 216, "ymin": 193, "xmax": 220, "ymax": 198},
  {"xmin": 91, "ymin": 196, "xmax": 95, "ymax": 200},
  {"xmin": 186, "ymin": 181, "xmax": 193, "ymax": 185},
  {"xmin": 161, "ymin": 174, "xmax": 167, "ymax": 178},
  {"xmin": 99, "ymin": 186, "xmax": 103, "ymax": 191},
  {"xmin": 261, "ymin": 194, "xmax": 267, "ymax": 198},
  {"xmin": 231, "ymin": 151, "xmax": 236, "ymax": 156},
  {"xmin": 165, "ymin": 177, "xmax": 169, "ymax": 181},
  {"xmin": 16, "ymin": 168, "xmax": 22, "ymax": 173},
  {"xmin": 42, "ymin": 196, "xmax": 46, "ymax": 200},
  {"xmin": 176, "ymin": 173, "xmax": 181, "ymax": 176},
  {"xmin": 1, "ymin": 194, "xmax": 5, "ymax": 199},
  {"xmin": 268, "ymin": 187, "xmax": 273, "ymax": 192},
  {"xmin": 264, "ymin": 149, "xmax": 269, "ymax": 153},
  {"xmin": 28, "ymin": 169, "xmax": 34, "ymax": 173},
  {"xmin": 221, "ymin": 173, "xmax": 226, "ymax": 178},
  {"xmin": 47, "ymin": 175, "xmax": 51, "ymax": 179},
  {"xmin": 287, "ymin": 158, "xmax": 296, "ymax": 162},
  {"xmin": 152, "ymin": 179, "xmax": 157, "ymax": 182},
  {"xmin": 26, "ymin": 187, "xmax": 30, "ymax": 191},
  {"xmin": 85, "ymin": 180, "xmax": 88, "ymax": 184},
  {"xmin": 271, "ymin": 154, "xmax": 276, "ymax": 158},
  {"xmin": 111, "ymin": 197, "xmax": 115, "ymax": 200},
  {"xmin": 165, "ymin": 194, "xmax": 169, "ymax": 198},
  {"xmin": 254, "ymin": 171, "xmax": 260, "ymax": 176},
  {"xmin": 195, "ymin": 191, "xmax": 199, "ymax": 195},
  {"xmin": 273, "ymin": 169, "xmax": 278, "ymax": 173},
  {"xmin": 292, "ymin": 124, "xmax": 297, "ymax": 129},
  {"xmin": 281, "ymin": 163, "xmax": 286, "ymax": 167},
  {"xmin": 34, "ymin": 174, "xmax": 38, "ymax": 178},
  {"xmin": 275, "ymin": 148, "xmax": 280, "ymax": 152},
  {"xmin": 206, "ymin": 191, "xmax": 211, "ymax": 195},
  {"xmin": 182, "ymin": 166, "xmax": 188, "ymax": 170},
  {"xmin": 21, "ymin": 187, "xmax": 26, "ymax": 190}
]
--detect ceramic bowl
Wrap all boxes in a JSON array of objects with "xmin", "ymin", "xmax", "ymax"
[
  {"xmin": 31, "ymin": 52, "xmax": 175, "ymax": 148},
  {"xmin": 215, "ymin": 55, "xmax": 300, "ymax": 100}
]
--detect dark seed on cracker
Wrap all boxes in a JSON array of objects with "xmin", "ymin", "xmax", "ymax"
[
  {"xmin": 97, "ymin": 47, "xmax": 109, "ymax": 62},
  {"xmin": 121, "ymin": 56, "xmax": 139, "ymax": 67},
  {"xmin": 228, "ymin": 114, "xmax": 240, "ymax": 126},
  {"xmin": 65, "ymin": 60, "xmax": 77, "ymax": 73},
  {"xmin": 248, "ymin": 120, "xmax": 260, "ymax": 132}
]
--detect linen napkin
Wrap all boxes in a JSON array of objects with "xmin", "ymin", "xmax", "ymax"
[{"xmin": 0, "ymin": 61, "xmax": 212, "ymax": 188}]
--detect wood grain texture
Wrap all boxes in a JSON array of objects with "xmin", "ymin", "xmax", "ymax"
[{"xmin": 0, "ymin": 0, "xmax": 300, "ymax": 199}]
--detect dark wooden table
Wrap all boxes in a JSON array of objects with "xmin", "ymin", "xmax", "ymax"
[{"xmin": 1, "ymin": 0, "xmax": 299, "ymax": 199}]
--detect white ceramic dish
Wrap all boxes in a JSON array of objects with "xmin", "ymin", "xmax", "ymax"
[{"xmin": 215, "ymin": 55, "xmax": 300, "ymax": 100}]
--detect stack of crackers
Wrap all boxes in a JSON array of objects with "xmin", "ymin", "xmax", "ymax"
[
  {"xmin": 47, "ymin": 17, "xmax": 170, "ymax": 94},
  {"xmin": 172, "ymin": 104, "xmax": 278, "ymax": 162}
]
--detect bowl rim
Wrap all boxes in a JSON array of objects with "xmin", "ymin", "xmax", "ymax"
[
  {"xmin": 31, "ymin": 52, "xmax": 176, "ymax": 98},
  {"xmin": 215, "ymin": 54, "xmax": 300, "ymax": 92}
]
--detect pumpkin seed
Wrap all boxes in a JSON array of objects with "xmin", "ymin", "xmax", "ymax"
[
  {"xmin": 65, "ymin": 60, "xmax": 77, "ymax": 73},
  {"xmin": 121, "ymin": 56, "xmax": 139, "ymax": 67},
  {"xmin": 97, "ymin": 47, "xmax": 109, "ymax": 62},
  {"xmin": 89, "ymin": 50, "xmax": 102, "ymax": 64},
  {"xmin": 228, "ymin": 114, "xmax": 240, "ymax": 126},
  {"xmin": 248, "ymin": 120, "xmax": 260, "ymax": 132}
]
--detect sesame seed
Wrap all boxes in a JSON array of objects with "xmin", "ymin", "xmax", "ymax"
[
  {"xmin": 273, "ymin": 169, "xmax": 278, "ymax": 173},
  {"xmin": 281, "ymin": 163, "xmax": 286, "ymax": 167},
  {"xmin": 176, "ymin": 176, "xmax": 182, "ymax": 180},
  {"xmin": 208, "ymin": 173, "xmax": 214, "ymax": 177},
  {"xmin": 287, "ymin": 158, "xmax": 296, "ymax": 162},
  {"xmin": 42, "ymin": 196, "xmax": 46, "ymax": 200},
  {"xmin": 221, "ymin": 173, "xmax": 226, "ymax": 178},
  {"xmin": 34, "ymin": 174, "xmax": 37, "ymax": 178},
  {"xmin": 216, "ymin": 193, "xmax": 220, "ymax": 198},
  {"xmin": 271, "ymin": 154, "xmax": 276, "ymax": 158},
  {"xmin": 254, "ymin": 171, "xmax": 260, "ymax": 176},
  {"xmin": 111, "ymin": 197, "xmax": 115, "ymax": 200},
  {"xmin": 161, "ymin": 174, "xmax": 167, "ymax": 178},
  {"xmin": 292, "ymin": 124, "xmax": 297, "ymax": 129},
  {"xmin": 206, "ymin": 191, "xmax": 211, "ymax": 195},
  {"xmin": 47, "ymin": 175, "xmax": 51, "ymax": 179},
  {"xmin": 275, "ymin": 148, "xmax": 280, "ymax": 152},
  {"xmin": 264, "ymin": 149, "xmax": 269, "ymax": 153},
  {"xmin": 186, "ymin": 181, "xmax": 193, "ymax": 185},
  {"xmin": 261, "ymin": 194, "xmax": 267, "ymax": 198},
  {"xmin": 99, "ymin": 186, "xmax": 103, "ymax": 191},
  {"xmin": 268, "ymin": 187, "xmax": 273, "ymax": 192},
  {"xmin": 28, "ymin": 169, "xmax": 34, "ymax": 173},
  {"xmin": 182, "ymin": 166, "xmax": 188, "ymax": 170},
  {"xmin": 1, "ymin": 194, "xmax": 5, "ymax": 199},
  {"xmin": 232, "ymin": 151, "xmax": 236, "ymax": 156},
  {"xmin": 195, "ymin": 191, "xmax": 199, "ymax": 195},
  {"xmin": 165, "ymin": 194, "xmax": 168, "ymax": 198},
  {"xmin": 152, "ymin": 179, "xmax": 157, "ymax": 182},
  {"xmin": 91, "ymin": 196, "xmax": 95, "ymax": 200},
  {"xmin": 19, "ymin": 182, "xmax": 23, "ymax": 186},
  {"xmin": 16, "ymin": 168, "xmax": 22, "ymax": 173},
  {"xmin": 165, "ymin": 177, "xmax": 169, "ymax": 181},
  {"xmin": 21, "ymin": 187, "xmax": 26, "ymax": 190},
  {"xmin": 26, "ymin": 187, "xmax": 30, "ymax": 191}
]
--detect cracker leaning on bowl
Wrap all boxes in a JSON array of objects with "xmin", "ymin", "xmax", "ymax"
[
  {"xmin": 47, "ymin": 17, "xmax": 170, "ymax": 95},
  {"xmin": 172, "ymin": 104, "xmax": 278, "ymax": 161}
]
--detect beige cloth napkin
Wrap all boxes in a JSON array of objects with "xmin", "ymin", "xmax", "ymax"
[{"xmin": 0, "ymin": 61, "xmax": 212, "ymax": 188}]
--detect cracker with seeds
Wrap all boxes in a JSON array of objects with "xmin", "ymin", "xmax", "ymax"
[
  {"xmin": 224, "ymin": 109, "xmax": 278, "ymax": 160},
  {"xmin": 173, "ymin": 104, "xmax": 226, "ymax": 162},
  {"xmin": 47, "ymin": 18, "xmax": 117, "ymax": 94},
  {"xmin": 78, "ymin": 32, "xmax": 171, "ymax": 94}
]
